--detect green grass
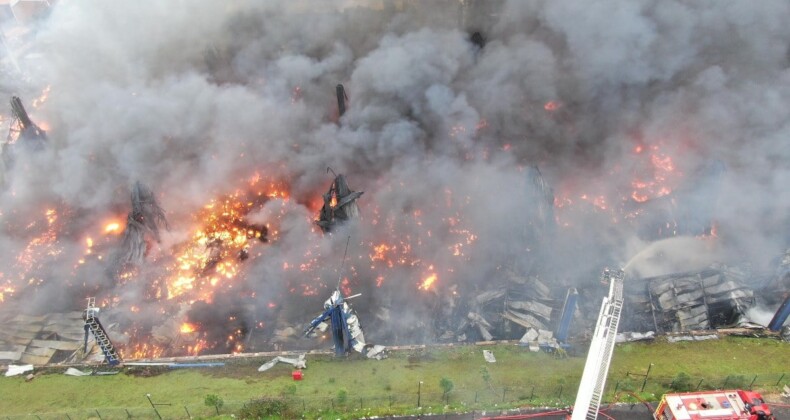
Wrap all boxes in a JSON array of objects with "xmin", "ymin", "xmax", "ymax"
[{"xmin": 1, "ymin": 337, "xmax": 787, "ymax": 418}]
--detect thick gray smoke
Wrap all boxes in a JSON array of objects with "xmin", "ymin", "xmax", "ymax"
[{"xmin": 1, "ymin": 0, "xmax": 789, "ymax": 351}]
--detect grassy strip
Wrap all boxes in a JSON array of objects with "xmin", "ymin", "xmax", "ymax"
[{"xmin": 0, "ymin": 336, "xmax": 787, "ymax": 418}]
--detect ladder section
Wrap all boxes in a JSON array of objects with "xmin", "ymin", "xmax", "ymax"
[
  {"xmin": 83, "ymin": 298, "xmax": 121, "ymax": 366},
  {"xmin": 571, "ymin": 269, "xmax": 625, "ymax": 420}
]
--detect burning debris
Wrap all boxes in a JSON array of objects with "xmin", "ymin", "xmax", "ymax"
[
  {"xmin": 0, "ymin": 1, "xmax": 789, "ymax": 365},
  {"xmin": 316, "ymin": 170, "xmax": 363, "ymax": 233},
  {"xmin": 113, "ymin": 182, "xmax": 169, "ymax": 270}
]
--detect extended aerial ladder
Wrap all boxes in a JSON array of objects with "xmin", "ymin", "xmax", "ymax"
[
  {"xmin": 83, "ymin": 297, "xmax": 121, "ymax": 366},
  {"xmin": 571, "ymin": 269, "xmax": 624, "ymax": 420}
]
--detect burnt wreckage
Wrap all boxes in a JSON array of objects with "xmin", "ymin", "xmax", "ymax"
[
  {"xmin": 623, "ymin": 265, "xmax": 756, "ymax": 333},
  {"xmin": 114, "ymin": 181, "xmax": 170, "ymax": 269},
  {"xmin": 430, "ymin": 261, "xmax": 787, "ymax": 350},
  {"xmin": 424, "ymin": 167, "xmax": 788, "ymax": 347},
  {"xmin": 2, "ymin": 96, "xmax": 47, "ymax": 173},
  {"xmin": 316, "ymin": 170, "xmax": 363, "ymax": 233},
  {"xmin": 7, "ymin": 95, "xmax": 47, "ymax": 150}
]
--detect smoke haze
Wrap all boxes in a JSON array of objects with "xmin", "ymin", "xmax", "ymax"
[{"xmin": 1, "ymin": 0, "xmax": 788, "ymax": 351}]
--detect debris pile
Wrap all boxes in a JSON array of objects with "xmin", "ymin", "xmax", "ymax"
[
  {"xmin": 625, "ymin": 266, "xmax": 755, "ymax": 333},
  {"xmin": 0, "ymin": 311, "xmax": 112, "ymax": 365},
  {"xmin": 304, "ymin": 289, "xmax": 386, "ymax": 360},
  {"xmin": 114, "ymin": 182, "xmax": 169, "ymax": 269},
  {"xmin": 316, "ymin": 171, "xmax": 363, "ymax": 233}
]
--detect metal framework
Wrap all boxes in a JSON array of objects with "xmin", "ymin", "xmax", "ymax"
[{"xmin": 83, "ymin": 297, "xmax": 121, "ymax": 366}]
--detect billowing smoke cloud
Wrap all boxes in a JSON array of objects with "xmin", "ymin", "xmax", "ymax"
[{"xmin": 1, "ymin": 0, "xmax": 789, "ymax": 353}]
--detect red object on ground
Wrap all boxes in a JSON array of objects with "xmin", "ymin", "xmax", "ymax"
[{"xmin": 292, "ymin": 370, "xmax": 303, "ymax": 380}]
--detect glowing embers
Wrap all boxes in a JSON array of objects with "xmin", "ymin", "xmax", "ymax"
[
  {"xmin": 165, "ymin": 188, "xmax": 272, "ymax": 301},
  {"xmin": 0, "ymin": 283, "xmax": 14, "ymax": 302},
  {"xmin": 180, "ymin": 322, "xmax": 197, "ymax": 333},
  {"xmin": 15, "ymin": 208, "xmax": 62, "ymax": 275},
  {"xmin": 552, "ymin": 137, "xmax": 687, "ymax": 233},
  {"xmin": 418, "ymin": 271, "xmax": 437, "ymax": 291},
  {"xmin": 630, "ymin": 142, "xmax": 680, "ymax": 203},
  {"xmin": 362, "ymin": 186, "xmax": 479, "ymax": 293}
]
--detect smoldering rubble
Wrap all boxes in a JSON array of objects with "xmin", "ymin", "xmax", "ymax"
[{"xmin": 0, "ymin": 0, "xmax": 789, "ymax": 364}]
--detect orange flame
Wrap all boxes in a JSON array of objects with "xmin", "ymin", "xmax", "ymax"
[
  {"xmin": 419, "ymin": 272, "xmax": 437, "ymax": 291},
  {"xmin": 180, "ymin": 322, "xmax": 197, "ymax": 333},
  {"xmin": 104, "ymin": 222, "xmax": 122, "ymax": 234},
  {"xmin": 544, "ymin": 100, "xmax": 561, "ymax": 111}
]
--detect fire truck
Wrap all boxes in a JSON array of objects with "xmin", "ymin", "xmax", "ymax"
[{"xmin": 653, "ymin": 389, "xmax": 774, "ymax": 420}]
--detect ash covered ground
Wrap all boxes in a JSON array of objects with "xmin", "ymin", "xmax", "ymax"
[{"xmin": 0, "ymin": 1, "xmax": 788, "ymax": 362}]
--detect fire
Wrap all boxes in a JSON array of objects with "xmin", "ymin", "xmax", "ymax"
[
  {"xmin": 419, "ymin": 271, "xmax": 437, "ymax": 291},
  {"xmin": 15, "ymin": 208, "xmax": 64, "ymax": 276},
  {"xmin": 186, "ymin": 340, "xmax": 206, "ymax": 356},
  {"xmin": 0, "ymin": 285, "xmax": 14, "ymax": 302},
  {"xmin": 370, "ymin": 243, "xmax": 392, "ymax": 262},
  {"xmin": 475, "ymin": 118, "xmax": 488, "ymax": 132},
  {"xmin": 2, "ymin": 171, "xmax": 485, "ymax": 358},
  {"xmin": 104, "ymin": 221, "xmax": 122, "ymax": 234},
  {"xmin": 291, "ymin": 85, "xmax": 302, "ymax": 103},
  {"xmin": 544, "ymin": 100, "xmax": 561, "ymax": 112},
  {"xmin": 630, "ymin": 142, "xmax": 681, "ymax": 203},
  {"xmin": 32, "ymin": 85, "xmax": 51, "ymax": 108},
  {"xmin": 449, "ymin": 124, "xmax": 467, "ymax": 137},
  {"xmin": 126, "ymin": 342, "xmax": 164, "ymax": 360},
  {"xmin": 180, "ymin": 322, "xmax": 197, "ymax": 333},
  {"xmin": 164, "ymin": 187, "xmax": 272, "ymax": 300}
]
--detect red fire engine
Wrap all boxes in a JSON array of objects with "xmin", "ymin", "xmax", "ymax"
[{"xmin": 654, "ymin": 389, "xmax": 774, "ymax": 420}]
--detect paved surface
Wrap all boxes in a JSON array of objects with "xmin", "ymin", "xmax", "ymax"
[{"xmin": 384, "ymin": 403, "xmax": 790, "ymax": 419}]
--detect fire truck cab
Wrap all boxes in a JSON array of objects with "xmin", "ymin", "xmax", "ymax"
[{"xmin": 654, "ymin": 390, "xmax": 774, "ymax": 420}]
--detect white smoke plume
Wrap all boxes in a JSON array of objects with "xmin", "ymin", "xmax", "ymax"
[{"xmin": 1, "ymin": 0, "xmax": 788, "ymax": 352}]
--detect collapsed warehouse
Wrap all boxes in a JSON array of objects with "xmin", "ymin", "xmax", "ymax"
[{"xmin": 1, "ymin": 1, "xmax": 790, "ymax": 366}]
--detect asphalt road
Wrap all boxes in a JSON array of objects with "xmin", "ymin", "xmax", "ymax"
[{"xmin": 384, "ymin": 403, "xmax": 790, "ymax": 419}]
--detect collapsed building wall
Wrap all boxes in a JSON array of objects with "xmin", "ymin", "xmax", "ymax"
[
  {"xmin": 623, "ymin": 266, "xmax": 755, "ymax": 333},
  {"xmin": 0, "ymin": 311, "xmax": 106, "ymax": 365}
]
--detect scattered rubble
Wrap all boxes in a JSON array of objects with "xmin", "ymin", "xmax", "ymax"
[
  {"xmin": 258, "ymin": 354, "xmax": 307, "ymax": 372},
  {"xmin": 482, "ymin": 349, "xmax": 496, "ymax": 363},
  {"xmin": 625, "ymin": 265, "xmax": 756, "ymax": 333},
  {"xmin": 5, "ymin": 364, "xmax": 33, "ymax": 377},
  {"xmin": 615, "ymin": 331, "xmax": 655, "ymax": 343},
  {"xmin": 305, "ymin": 289, "xmax": 387, "ymax": 359},
  {"xmin": 64, "ymin": 367, "xmax": 91, "ymax": 376},
  {"xmin": 0, "ymin": 311, "xmax": 112, "ymax": 365},
  {"xmin": 666, "ymin": 334, "xmax": 719, "ymax": 343}
]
